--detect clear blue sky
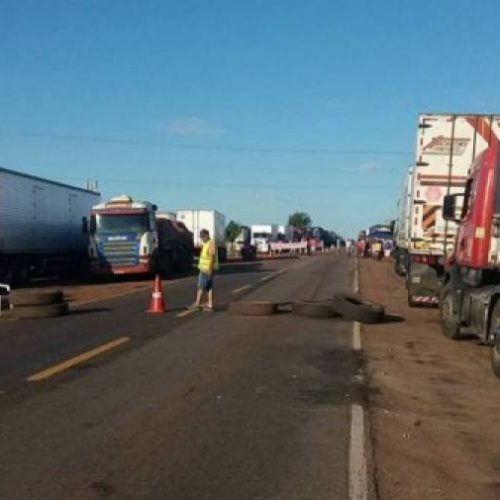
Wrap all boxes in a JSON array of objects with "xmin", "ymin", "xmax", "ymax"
[{"xmin": 1, "ymin": 0, "xmax": 499, "ymax": 237}]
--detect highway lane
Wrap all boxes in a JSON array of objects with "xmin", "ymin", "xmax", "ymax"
[
  {"xmin": 0, "ymin": 253, "xmax": 362, "ymax": 500},
  {"xmin": 0, "ymin": 258, "xmax": 294, "ymax": 393}
]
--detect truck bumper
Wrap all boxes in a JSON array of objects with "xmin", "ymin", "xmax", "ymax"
[
  {"xmin": 407, "ymin": 262, "xmax": 441, "ymax": 306},
  {"xmin": 91, "ymin": 263, "xmax": 152, "ymax": 276}
]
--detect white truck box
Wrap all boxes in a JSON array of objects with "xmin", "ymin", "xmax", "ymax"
[
  {"xmin": 251, "ymin": 224, "xmax": 279, "ymax": 253},
  {"xmin": 176, "ymin": 209, "xmax": 226, "ymax": 250},
  {"xmin": 395, "ymin": 166, "xmax": 413, "ymax": 251},
  {"xmin": 410, "ymin": 114, "xmax": 500, "ymax": 256},
  {"xmin": 0, "ymin": 168, "xmax": 100, "ymax": 254}
]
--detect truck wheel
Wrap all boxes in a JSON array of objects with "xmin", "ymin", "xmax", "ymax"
[
  {"xmin": 492, "ymin": 335, "xmax": 500, "ymax": 379},
  {"xmin": 439, "ymin": 287, "xmax": 462, "ymax": 340}
]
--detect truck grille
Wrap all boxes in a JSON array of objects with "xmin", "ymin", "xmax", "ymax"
[{"xmin": 98, "ymin": 241, "xmax": 139, "ymax": 267}]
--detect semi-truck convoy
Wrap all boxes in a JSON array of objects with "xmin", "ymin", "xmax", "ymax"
[
  {"xmin": 176, "ymin": 209, "xmax": 227, "ymax": 261},
  {"xmin": 398, "ymin": 114, "xmax": 500, "ymax": 306},
  {"xmin": 438, "ymin": 116, "xmax": 500, "ymax": 377},
  {"xmin": 87, "ymin": 195, "xmax": 194, "ymax": 276},
  {"xmin": 0, "ymin": 167, "xmax": 100, "ymax": 286}
]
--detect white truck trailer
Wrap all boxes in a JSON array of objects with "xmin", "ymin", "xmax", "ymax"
[
  {"xmin": 405, "ymin": 114, "xmax": 500, "ymax": 306},
  {"xmin": 176, "ymin": 209, "xmax": 227, "ymax": 261},
  {"xmin": 0, "ymin": 167, "xmax": 100, "ymax": 285},
  {"xmin": 393, "ymin": 167, "xmax": 413, "ymax": 276},
  {"xmin": 251, "ymin": 224, "xmax": 279, "ymax": 253}
]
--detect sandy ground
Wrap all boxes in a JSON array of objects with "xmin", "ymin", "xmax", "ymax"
[{"xmin": 360, "ymin": 258, "xmax": 500, "ymax": 500}]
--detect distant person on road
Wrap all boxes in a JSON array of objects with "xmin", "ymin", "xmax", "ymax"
[
  {"xmin": 346, "ymin": 239, "xmax": 353, "ymax": 257},
  {"xmin": 384, "ymin": 240, "xmax": 393, "ymax": 259},
  {"xmin": 192, "ymin": 229, "xmax": 218, "ymax": 312}
]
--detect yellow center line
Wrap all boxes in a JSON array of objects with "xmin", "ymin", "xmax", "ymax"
[
  {"xmin": 26, "ymin": 336, "xmax": 131, "ymax": 382},
  {"xmin": 232, "ymin": 284, "xmax": 252, "ymax": 294}
]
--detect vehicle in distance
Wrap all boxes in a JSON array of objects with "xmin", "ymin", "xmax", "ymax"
[{"xmin": 176, "ymin": 209, "xmax": 227, "ymax": 261}]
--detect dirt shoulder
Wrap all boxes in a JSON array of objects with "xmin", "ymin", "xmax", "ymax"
[{"xmin": 360, "ymin": 258, "xmax": 500, "ymax": 500}]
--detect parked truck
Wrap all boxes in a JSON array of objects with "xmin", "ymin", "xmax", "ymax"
[
  {"xmin": 233, "ymin": 226, "xmax": 257, "ymax": 261},
  {"xmin": 404, "ymin": 114, "xmax": 500, "ymax": 306},
  {"xmin": 87, "ymin": 195, "xmax": 194, "ymax": 276},
  {"xmin": 251, "ymin": 224, "xmax": 279, "ymax": 253},
  {"xmin": 176, "ymin": 209, "xmax": 227, "ymax": 261},
  {"xmin": 439, "ymin": 116, "xmax": 500, "ymax": 377},
  {"xmin": 393, "ymin": 167, "xmax": 414, "ymax": 276},
  {"xmin": 0, "ymin": 167, "xmax": 100, "ymax": 286}
]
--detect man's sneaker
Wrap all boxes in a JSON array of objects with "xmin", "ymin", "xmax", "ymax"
[{"xmin": 203, "ymin": 305, "xmax": 214, "ymax": 312}]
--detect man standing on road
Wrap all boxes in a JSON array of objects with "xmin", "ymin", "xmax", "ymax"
[{"xmin": 192, "ymin": 229, "xmax": 218, "ymax": 312}]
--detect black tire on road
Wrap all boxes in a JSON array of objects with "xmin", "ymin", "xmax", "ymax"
[
  {"xmin": 292, "ymin": 300, "xmax": 340, "ymax": 318},
  {"xmin": 1, "ymin": 296, "xmax": 10, "ymax": 310},
  {"xmin": 439, "ymin": 287, "xmax": 463, "ymax": 340},
  {"xmin": 331, "ymin": 293, "xmax": 385, "ymax": 324},
  {"xmin": 13, "ymin": 302, "xmax": 69, "ymax": 319},
  {"xmin": 230, "ymin": 300, "xmax": 277, "ymax": 316},
  {"xmin": 490, "ymin": 300, "xmax": 500, "ymax": 378},
  {"xmin": 11, "ymin": 290, "xmax": 64, "ymax": 307}
]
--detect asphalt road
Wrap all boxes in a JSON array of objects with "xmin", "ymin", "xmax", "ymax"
[{"xmin": 0, "ymin": 253, "xmax": 360, "ymax": 500}]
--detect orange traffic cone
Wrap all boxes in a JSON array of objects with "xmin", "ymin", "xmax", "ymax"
[{"xmin": 147, "ymin": 274, "xmax": 167, "ymax": 314}]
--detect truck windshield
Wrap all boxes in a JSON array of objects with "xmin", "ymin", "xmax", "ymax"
[
  {"xmin": 96, "ymin": 213, "xmax": 150, "ymax": 233},
  {"xmin": 253, "ymin": 232, "xmax": 271, "ymax": 238}
]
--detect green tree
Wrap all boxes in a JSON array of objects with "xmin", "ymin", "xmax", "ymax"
[
  {"xmin": 288, "ymin": 212, "xmax": 312, "ymax": 229},
  {"xmin": 225, "ymin": 220, "xmax": 242, "ymax": 242}
]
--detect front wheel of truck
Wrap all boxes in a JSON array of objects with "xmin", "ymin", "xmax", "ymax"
[
  {"xmin": 440, "ymin": 287, "xmax": 462, "ymax": 340},
  {"xmin": 490, "ymin": 301, "xmax": 500, "ymax": 378}
]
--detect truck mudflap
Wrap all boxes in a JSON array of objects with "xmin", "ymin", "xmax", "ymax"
[{"xmin": 407, "ymin": 262, "xmax": 441, "ymax": 307}]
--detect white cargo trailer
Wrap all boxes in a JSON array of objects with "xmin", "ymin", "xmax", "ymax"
[
  {"xmin": 0, "ymin": 167, "xmax": 100, "ymax": 285},
  {"xmin": 250, "ymin": 224, "xmax": 279, "ymax": 253},
  {"xmin": 176, "ymin": 209, "xmax": 227, "ymax": 261},
  {"xmin": 405, "ymin": 114, "xmax": 500, "ymax": 306},
  {"xmin": 393, "ymin": 166, "xmax": 413, "ymax": 276}
]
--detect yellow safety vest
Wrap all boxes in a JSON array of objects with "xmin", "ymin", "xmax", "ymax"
[{"xmin": 198, "ymin": 239, "xmax": 219, "ymax": 273}]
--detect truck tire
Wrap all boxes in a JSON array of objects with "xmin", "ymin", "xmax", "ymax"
[
  {"xmin": 439, "ymin": 287, "xmax": 463, "ymax": 340},
  {"xmin": 230, "ymin": 300, "xmax": 277, "ymax": 316},
  {"xmin": 13, "ymin": 302, "xmax": 69, "ymax": 319},
  {"xmin": 490, "ymin": 301, "xmax": 500, "ymax": 378},
  {"xmin": 11, "ymin": 290, "xmax": 64, "ymax": 307},
  {"xmin": 292, "ymin": 300, "xmax": 340, "ymax": 318},
  {"xmin": 331, "ymin": 293, "xmax": 384, "ymax": 324}
]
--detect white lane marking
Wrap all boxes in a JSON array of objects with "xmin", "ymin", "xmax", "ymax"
[
  {"xmin": 353, "ymin": 321, "xmax": 361, "ymax": 352},
  {"xmin": 176, "ymin": 308, "xmax": 198, "ymax": 318},
  {"xmin": 232, "ymin": 284, "xmax": 252, "ymax": 294},
  {"xmin": 349, "ymin": 404, "xmax": 368, "ymax": 500},
  {"xmin": 349, "ymin": 256, "xmax": 367, "ymax": 499},
  {"xmin": 259, "ymin": 267, "xmax": 289, "ymax": 283}
]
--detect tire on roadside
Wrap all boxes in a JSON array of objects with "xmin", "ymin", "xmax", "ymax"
[
  {"xmin": 292, "ymin": 300, "xmax": 340, "ymax": 318},
  {"xmin": 12, "ymin": 302, "xmax": 69, "ymax": 319},
  {"xmin": 439, "ymin": 286, "xmax": 463, "ymax": 340},
  {"xmin": 11, "ymin": 290, "xmax": 64, "ymax": 307},
  {"xmin": 230, "ymin": 300, "xmax": 277, "ymax": 316},
  {"xmin": 331, "ymin": 293, "xmax": 385, "ymax": 324}
]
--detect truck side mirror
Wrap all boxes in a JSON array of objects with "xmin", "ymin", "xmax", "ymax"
[
  {"xmin": 442, "ymin": 194, "xmax": 464, "ymax": 223},
  {"xmin": 81, "ymin": 217, "xmax": 88, "ymax": 234}
]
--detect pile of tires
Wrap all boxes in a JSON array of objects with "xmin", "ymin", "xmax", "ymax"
[
  {"xmin": 10, "ymin": 290, "xmax": 68, "ymax": 319},
  {"xmin": 230, "ymin": 294, "xmax": 385, "ymax": 324}
]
